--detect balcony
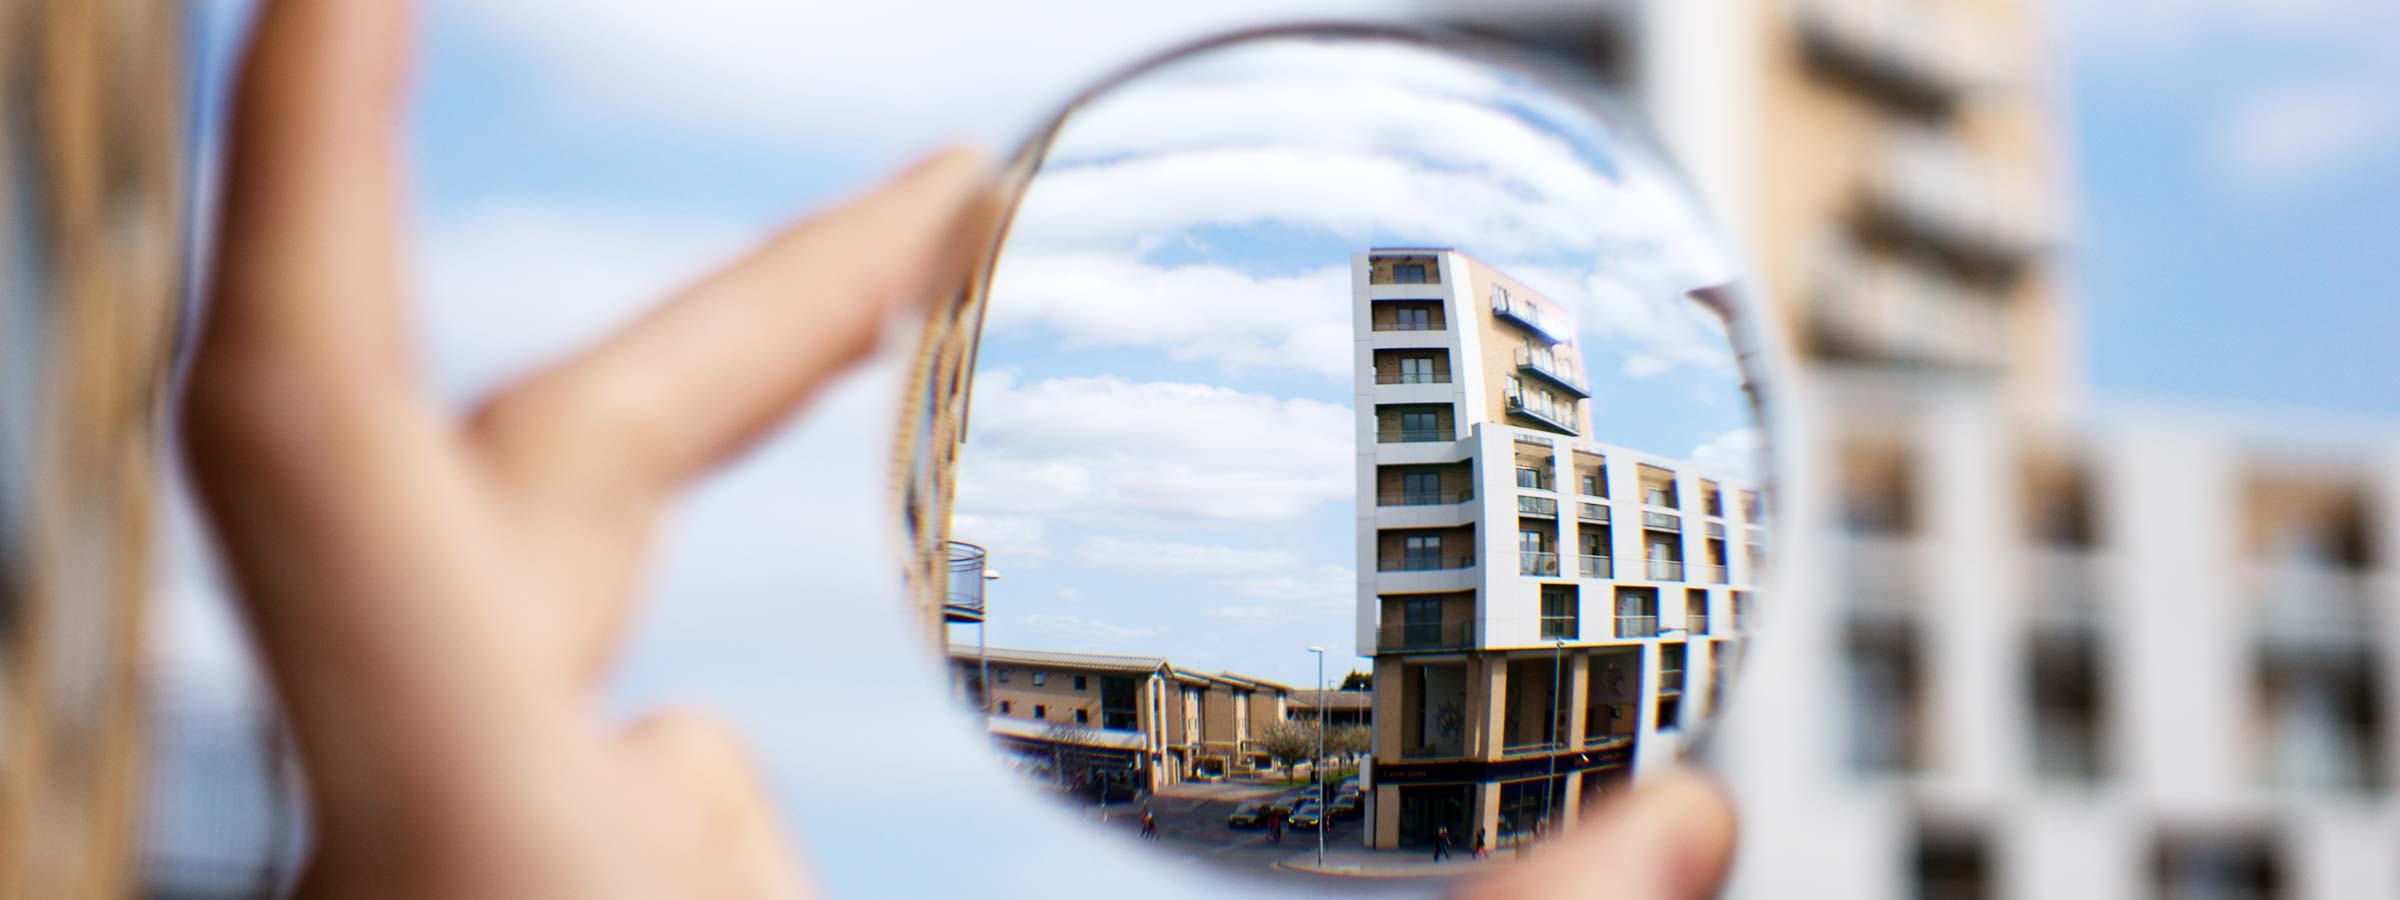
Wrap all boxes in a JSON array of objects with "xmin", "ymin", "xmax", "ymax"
[
  {"xmin": 1862, "ymin": 125, "xmax": 2060, "ymax": 267},
  {"xmin": 1616, "ymin": 615, "xmax": 1660, "ymax": 639},
  {"xmin": 1515, "ymin": 347, "xmax": 1592, "ymax": 398},
  {"xmin": 1642, "ymin": 511, "xmax": 1681, "ymax": 532},
  {"xmin": 2253, "ymin": 565, "xmax": 2381, "ymax": 648},
  {"xmin": 1376, "ymin": 371, "xmax": 1451, "ymax": 385},
  {"xmin": 1705, "ymin": 522, "xmax": 1727, "ymax": 538},
  {"xmin": 1577, "ymin": 502, "xmax": 1610, "ymax": 524},
  {"xmin": 1379, "ymin": 621, "xmax": 1475, "ymax": 653},
  {"xmin": 1812, "ymin": 237, "xmax": 2010, "ymax": 370},
  {"xmin": 1505, "ymin": 391, "xmax": 1580, "ymax": 435},
  {"xmin": 1517, "ymin": 495, "xmax": 1559, "ymax": 518},
  {"xmin": 1521, "ymin": 551, "xmax": 1560, "ymax": 577},
  {"xmin": 2023, "ymin": 546, "xmax": 2103, "ymax": 627},
  {"xmin": 1490, "ymin": 286, "xmax": 1571, "ymax": 341},
  {"xmin": 1384, "ymin": 554, "xmax": 1475, "ymax": 573},
  {"xmin": 1379, "ymin": 488, "xmax": 1473, "ymax": 507},
  {"xmin": 1703, "ymin": 564, "xmax": 1729, "ymax": 584},
  {"xmin": 1794, "ymin": 0, "xmax": 1993, "ymax": 105},
  {"xmin": 1646, "ymin": 558, "xmax": 1685, "ymax": 581},
  {"xmin": 1841, "ymin": 534, "xmax": 1922, "ymax": 614},
  {"xmin": 1502, "ymin": 738, "xmax": 1570, "ymax": 757},
  {"xmin": 1380, "ymin": 427, "xmax": 1453, "ymax": 444},
  {"xmin": 1580, "ymin": 555, "xmax": 1613, "ymax": 579}
]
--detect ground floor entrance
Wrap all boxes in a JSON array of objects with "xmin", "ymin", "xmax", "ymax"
[{"xmin": 1394, "ymin": 784, "xmax": 1474, "ymax": 848}]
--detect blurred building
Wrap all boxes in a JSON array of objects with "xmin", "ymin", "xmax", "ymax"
[
  {"xmin": 1430, "ymin": 1, "xmax": 2400, "ymax": 898},
  {"xmin": 1348, "ymin": 249, "xmax": 1761, "ymax": 850}
]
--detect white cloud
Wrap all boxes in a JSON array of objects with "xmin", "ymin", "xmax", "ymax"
[
  {"xmin": 953, "ymin": 371, "xmax": 1352, "ymax": 523},
  {"xmin": 984, "ymin": 252, "xmax": 1350, "ymax": 376},
  {"xmin": 2211, "ymin": 85, "xmax": 2394, "ymax": 189},
  {"xmin": 1203, "ymin": 605, "xmax": 1297, "ymax": 626},
  {"xmin": 2062, "ymin": 0, "xmax": 2371, "ymax": 54},
  {"xmin": 1074, "ymin": 536, "xmax": 1302, "ymax": 577},
  {"xmin": 451, "ymin": 0, "xmax": 1400, "ymax": 157},
  {"xmin": 1020, "ymin": 613, "xmax": 1170, "ymax": 642},
  {"xmin": 1688, "ymin": 427, "xmax": 1765, "ymax": 485},
  {"xmin": 1622, "ymin": 353, "xmax": 1671, "ymax": 378},
  {"xmin": 950, "ymin": 512, "xmax": 1051, "ymax": 564},
  {"xmin": 1222, "ymin": 563, "xmax": 1356, "ymax": 614}
]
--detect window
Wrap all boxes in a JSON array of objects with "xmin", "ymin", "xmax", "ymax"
[
  {"xmin": 1402, "ymin": 471, "xmax": 1441, "ymax": 505},
  {"xmin": 1516, "ymin": 466, "xmax": 1545, "ymax": 490},
  {"xmin": 1403, "ymin": 535, "xmax": 1442, "ymax": 570},
  {"xmin": 1655, "ymin": 695, "xmax": 1682, "ymax": 731},
  {"xmin": 1581, "ymin": 473, "xmax": 1603, "ymax": 497},
  {"xmin": 1031, "ymin": 672, "xmax": 1047, "ymax": 687},
  {"xmin": 999, "ymin": 701, "xmax": 1012, "ymax": 714},
  {"xmin": 1399, "ymin": 410, "xmax": 1440, "ymax": 441},
  {"xmin": 1394, "ymin": 262, "xmax": 1428, "ymax": 283},
  {"xmin": 1733, "ymin": 591, "xmax": 1753, "ymax": 631},
  {"xmin": 1615, "ymin": 588, "xmax": 1659, "ymax": 638},
  {"xmin": 1402, "ymin": 597, "xmax": 1445, "ymax": 646},
  {"xmin": 1916, "ymin": 826, "xmax": 1991, "ymax": 900},
  {"xmin": 1034, "ymin": 705, "xmax": 1048, "ymax": 720},
  {"xmin": 1540, "ymin": 587, "xmax": 1578, "ymax": 639},
  {"xmin": 996, "ymin": 669, "xmax": 1011, "ymax": 684},
  {"xmin": 1394, "ymin": 306, "xmax": 1433, "ymax": 330},
  {"xmin": 1660, "ymin": 643, "xmax": 1686, "ymax": 693},
  {"xmin": 1398, "ymin": 355, "xmax": 1436, "ymax": 383},
  {"xmin": 2031, "ymin": 632, "xmax": 2104, "ymax": 783},
  {"xmin": 1686, "ymin": 589, "xmax": 1710, "ymax": 635},
  {"xmin": 1075, "ymin": 709, "xmax": 1090, "ymax": 724},
  {"xmin": 1520, "ymin": 529, "xmax": 1555, "ymax": 575},
  {"xmin": 1073, "ymin": 675, "xmax": 1088, "ymax": 691}
]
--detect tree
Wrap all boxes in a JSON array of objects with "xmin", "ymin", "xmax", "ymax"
[
  {"xmin": 1339, "ymin": 670, "xmax": 1372, "ymax": 692},
  {"xmin": 1253, "ymin": 721, "xmax": 1322, "ymax": 769},
  {"xmin": 1327, "ymin": 724, "xmax": 1373, "ymax": 759}
]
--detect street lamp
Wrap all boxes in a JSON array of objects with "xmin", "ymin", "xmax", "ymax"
[
  {"xmin": 979, "ymin": 569, "xmax": 1000, "ymax": 716},
  {"xmin": 1308, "ymin": 645, "xmax": 1327, "ymax": 868},
  {"xmin": 1545, "ymin": 638, "xmax": 1565, "ymax": 841}
]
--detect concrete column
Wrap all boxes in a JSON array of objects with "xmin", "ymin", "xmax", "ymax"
[
  {"xmin": 1471, "ymin": 656, "xmax": 1509, "ymax": 760},
  {"xmin": 1566, "ymin": 651, "xmax": 1592, "ymax": 748},
  {"xmin": 1373, "ymin": 785, "xmax": 1402, "ymax": 849}
]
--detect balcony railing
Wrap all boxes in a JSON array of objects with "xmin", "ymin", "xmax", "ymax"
[
  {"xmin": 1520, "ymin": 551, "xmax": 1560, "ymax": 576},
  {"xmin": 1515, "ymin": 347, "xmax": 1592, "ymax": 398},
  {"xmin": 1864, "ymin": 125, "xmax": 2058, "ymax": 266},
  {"xmin": 1379, "ymin": 621, "xmax": 1475, "ymax": 652},
  {"xmin": 1705, "ymin": 522, "xmax": 1727, "ymax": 538},
  {"xmin": 1646, "ymin": 558, "xmax": 1684, "ymax": 581},
  {"xmin": 1517, "ymin": 495, "xmax": 1559, "ymax": 517},
  {"xmin": 1501, "ymin": 738, "xmax": 1569, "ymax": 757},
  {"xmin": 1793, "ymin": 0, "xmax": 1991, "ymax": 104},
  {"xmin": 1642, "ymin": 511, "xmax": 1681, "ymax": 532},
  {"xmin": 1373, "ymin": 319, "xmax": 1444, "ymax": 333},
  {"xmin": 1704, "ymin": 564, "xmax": 1729, "ymax": 584},
  {"xmin": 1687, "ymin": 613, "xmax": 1710, "ymax": 636},
  {"xmin": 2253, "ymin": 565, "xmax": 2380, "ymax": 646},
  {"xmin": 1491, "ymin": 287, "xmax": 1570, "ymax": 341},
  {"xmin": 1381, "ymin": 427, "xmax": 1452, "ymax": 443},
  {"xmin": 1580, "ymin": 555, "xmax": 1613, "ymax": 579},
  {"xmin": 1578, "ymin": 502, "xmax": 1610, "ymax": 523},
  {"xmin": 1616, "ymin": 615, "xmax": 1659, "ymax": 639},
  {"xmin": 1378, "ymin": 488, "xmax": 1473, "ymax": 507},
  {"xmin": 1539, "ymin": 617, "xmax": 1578, "ymax": 640},
  {"xmin": 1504, "ymin": 391, "xmax": 1579, "ymax": 435},
  {"xmin": 1384, "ymin": 554, "xmax": 1476, "ymax": 573},
  {"xmin": 1376, "ymin": 371, "xmax": 1450, "ymax": 385}
]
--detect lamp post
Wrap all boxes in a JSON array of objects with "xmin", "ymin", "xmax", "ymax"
[
  {"xmin": 1545, "ymin": 638, "xmax": 1564, "ymax": 840},
  {"xmin": 1308, "ymin": 645, "xmax": 1327, "ymax": 868},
  {"xmin": 979, "ymin": 569, "xmax": 1000, "ymax": 716}
]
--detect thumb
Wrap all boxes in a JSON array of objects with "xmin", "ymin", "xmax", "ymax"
[{"xmin": 1455, "ymin": 769, "xmax": 1736, "ymax": 900}]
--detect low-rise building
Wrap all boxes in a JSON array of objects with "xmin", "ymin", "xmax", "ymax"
[
  {"xmin": 950, "ymin": 646, "xmax": 1296, "ymax": 791},
  {"xmin": 1289, "ymin": 690, "xmax": 1375, "ymax": 728}
]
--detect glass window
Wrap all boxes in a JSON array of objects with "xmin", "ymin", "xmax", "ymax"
[
  {"xmin": 1394, "ymin": 262, "xmax": 1428, "ymax": 283},
  {"xmin": 1398, "ymin": 355, "xmax": 1435, "ymax": 383},
  {"xmin": 1073, "ymin": 675, "xmax": 1087, "ymax": 691},
  {"xmin": 1395, "ymin": 307, "xmax": 1432, "ymax": 330},
  {"xmin": 999, "ymin": 701, "xmax": 1011, "ymax": 714},
  {"xmin": 1075, "ymin": 709, "xmax": 1090, "ymax": 725},
  {"xmin": 996, "ymin": 669, "xmax": 1011, "ymax": 684},
  {"xmin": 1686, "ymin": 589, "xmax": 1710, "ymax": 635},
  {"xmin": 1516, "ymin": 466, "xmax": 1544, "ymax": 490},
  {"xmin": 1034, "ymin": 705, "xmax": 1048, "ymax": 720},
  {"xmin": 1402, "ymin": 471, "xmax": 1440, "ymax": 504},
  {"xmin": 1399, "ymin": 410, "xmax": 1439, "ymax": 440},
  {"xmin": 1540, "ymin": 588, "xmax": 1578, "ymax": 640},
  {"xmin": 1404, "ymin": 535, "xmax": 1441, "ymax": 569},
  {"xmin": 1032, "ymin": 672, "xmax": 1047, "ymax": 687}
]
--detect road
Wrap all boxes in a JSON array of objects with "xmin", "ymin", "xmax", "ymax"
[{"xmin": 1083, "ymin": 781, "xmax": 1368, "ymax": 879}]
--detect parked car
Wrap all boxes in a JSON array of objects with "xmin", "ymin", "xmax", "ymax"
[
  {"xmin": 1264, "ymin": 792, "xmax": 1311, "ymax": 817},
  {"xmin": 1227, "ymin": 799, "xmax": 1271, "ymax": 828},
  {"xmin": 1329, "ymin": 789, "xmax": 1364, "ymax": 819},
  {"xmin": 1286, "ymin": 800, "xmax": 1324, "ymax": 829},
  {"xmin": 1336, "ymin": 776, "xmax": 1361, "ymax": 795}
]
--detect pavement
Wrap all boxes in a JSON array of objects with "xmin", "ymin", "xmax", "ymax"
[{"xmin": 1069, "ymin": 779, "xmax": 1514, "ymax": 882}]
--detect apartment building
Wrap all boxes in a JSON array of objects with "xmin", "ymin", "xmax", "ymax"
[
  {"xmin": 1289, "ymin": 690, "xmax": 1375, "ymax": 728},
  {"xmin": 1350, "ymin": 248, "xmax": 1761, "ymax": 850},
  {"xmin": 949, "ymin": 646, "xmax": 1297, "ymax": 792}
]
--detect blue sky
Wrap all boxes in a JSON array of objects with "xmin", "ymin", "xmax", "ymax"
[{"xmin": 155, "ymin": 2, "xmax": 2400, "ymax": 897}]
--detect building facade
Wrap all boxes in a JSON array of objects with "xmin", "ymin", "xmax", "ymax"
[
  {"xmin": 950, "ymin": 646, "xmax": 1296, "ymax": 792},
  {"xmin": 1350, "ymin": 248, "xmax": 1761, "ymax": 850}
]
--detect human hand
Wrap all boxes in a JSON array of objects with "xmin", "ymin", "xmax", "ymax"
[
  {"xmin": 1454, "ymin": 771, "xmax": 1736, "ymax": 900},
  {"xmin": 182, "ymin": 0, "xmax": 995, "ymax": 897}
]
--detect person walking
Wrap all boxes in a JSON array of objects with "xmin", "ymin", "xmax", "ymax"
[
  {"xmin": 1433, "ymin": 825, "xmax": 1453, "ymax": 863},
  {"xmin": 1140, "ymin": 807, "xmax": 1158, "ymax": 841},
  {"xmin": 1474, "ymin": 827, "xmax": 1489, "ymax": 860},
  {"xmin": 1268, "ymin": 808, "xmax": 1285, "ymax": 844}
]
